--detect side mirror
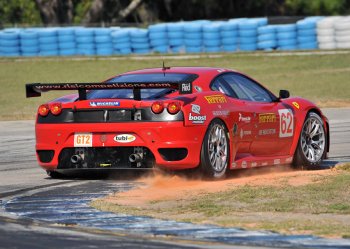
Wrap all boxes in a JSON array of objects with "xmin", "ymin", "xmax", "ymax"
[{"xmin": 279, "ymin": 90, "xmax": 290, "ymax": 99}]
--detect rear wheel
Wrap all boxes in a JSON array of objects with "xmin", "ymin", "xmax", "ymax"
[
  {"xmin": 199, "ymin": 119, "xmax": 230, "ymax": 179},
  {"xmin": 293, "ymin": 112, "xmax": 327, "ymax": 169}
]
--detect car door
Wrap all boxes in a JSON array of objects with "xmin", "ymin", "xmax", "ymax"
[{"xmin": 219, "ymin": 73, "xmax": 293, "ymax": 157}]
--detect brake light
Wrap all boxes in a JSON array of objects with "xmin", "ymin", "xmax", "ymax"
[
  {"xmin": 167, "ymin": 102, "xmax": 181, "ymax": 115},
  {"xmin": 151, "ymin": 101, "xmax": 164, "ymax": 114},
  {"xmin": 38, "ymin": 104, "xmax": 49, "ymax": 116},
  {"xmin": 50, "ymin": 103, "xmax": 62, "ymax": 115}
]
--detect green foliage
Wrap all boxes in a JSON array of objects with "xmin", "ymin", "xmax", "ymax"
[
  {"xmin": 0, "ymin": 0, "xmax": 41, "ymax": 26},
  {"xmin": 285, "ymin": 0, "xmax": 348, "ymax": 15},
  {"xmin": 73, "ymin": 0, "xmax": 92, "ymax": 24}
]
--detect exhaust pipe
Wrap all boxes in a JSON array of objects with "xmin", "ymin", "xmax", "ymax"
[
  {"xmin": 71, "ymin": 154, "xmax": 82, "ymax": 164},
  {"xmin": 129, "ymin": 153, "xmax": 142, "ymax": 163}
]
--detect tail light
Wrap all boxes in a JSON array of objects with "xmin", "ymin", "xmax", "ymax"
[
  {"xmin": 38, "ymin": 104, "xmax": 49, "ymax": 116},
  {"xmin": 50, "ymin": 103, "xmax": 62, "ymax": 115},
  {"xmin": 151, "ymin": 101, "xmax": 164, "ymax": 114},
  {"xmin": 167, "ymin": 102, "xmax": 181, "ymax": 115}
]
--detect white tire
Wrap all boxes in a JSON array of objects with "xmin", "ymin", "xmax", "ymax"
[
  {"xmin": 317, "ymin": 17, "xmax": 341, "ymax": 29},
  {"xmin": 317, "ymin": 35, "xmax": 334, "ymax": 43},
  {"xmin": 319, "ymin": 42, "xmax": 337, "ymax": 49},
  {"xmin": 335, "ymin": 35, "xmax": 350, "ymax": 42},
  {"xmin": 316, "ymin": 28, "xmax": 334, "ymax": 36},
  {"xmin": 335, "ymin": 30, "xmax": 350, "ymax": 37},
  {"xmin": 337, "ymin": 42, "xmax": 350, "ymax": 49},
  {"xmin": 334, "ymin": 21, "xmax": 350, "ymax": 31}
]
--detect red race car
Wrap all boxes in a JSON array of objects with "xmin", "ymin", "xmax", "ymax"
[{"xmin": 26, "ymin": 67, "xmax": 329, "ymax": 179}]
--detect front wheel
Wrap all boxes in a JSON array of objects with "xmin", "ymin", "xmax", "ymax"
[
  {"xmin": 293, "ymin": 112, "xmax": 327, "ymax": 169},
  {"xmin": 199, "ymin": 119, "xmax": 230, "ymax": 179}
]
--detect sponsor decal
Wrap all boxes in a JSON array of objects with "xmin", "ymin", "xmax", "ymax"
[
  {"xmin": 240, "ymin": 129, "xmax": 252, "ymax": 139},
  {"xmin": 259, "ymin": 113, "xmax": 276, "ymax": 123},
  {"xmin": 241, "ymin": 161, "xmax": 247, "ymax": 168},
  {"xmin": 90, "ymin": 101, "xmax": 120, "ymax": 107},
  {"xmin": 262, "ymin": 162, "xmax": 268, "ymax": 166},
  {"xmin": 292, "ymin": 101, "xmax": 300, "ymax": 109},
  {"xmin": 189, "ymin": 113, "xmax": 206, "ymax": 124},
  {"xmin": 238, "ymin": 113, "xmax": 251, "ymax": 123},
  {"xmin": 204, "ymin": 95, "xmax": 227, "ymax": 104},
  {"xmin": 231, "ymin": 162, "xmax": 237, "ymax": 168},
  {"xmin": 114, "ymin": 134, "xmax": 136, "ymax": 143},
  {"xmin": 191, "ymin": 104, "xmax": 201, "ymax": 114},
  {"xmin": 251, "ymin": 162, "xmax": 258, "ymax": 167},
  {"xmin": 274, "ymin": 159, "xmax": 281, "ymax": 165},
  {"xmin": 258, "ymin": 128, "xmax": 276, "ymax": 136},
  {"xmin": 74, "ymin": 133, "xmax": 92, "ymax": 147},
  {"xmin": 213, "ymin": 110, "xmax": 229, "ymax": 116},
  {"xmin": 286, "ymin": 157, "xmax": 293, "ymax": 163},
  {"xmin": 278, "ymin": 109, "xmax": 294, "ymax": 137},
  {"xmin": 180, "ymin": 82, "xmax": 192, "ymax": 94}
]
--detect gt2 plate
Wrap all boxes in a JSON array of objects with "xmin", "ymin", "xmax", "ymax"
[{"xmin": 74, "ymin": 133, "xmax": 92, "ymax": 147}]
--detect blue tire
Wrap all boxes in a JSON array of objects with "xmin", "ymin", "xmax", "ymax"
[
  {"xmin": 77, "ymin": 48, "xmax": 95, "ymax": 56},
  {"xmin": 169, "ymin": 38, "xmax": 183, "ymax": 46},
  {"xmin": 20, "ymin": 31, "xmax": 37, "ymax": 39},
  {"xmin": 171, "ymin": 46, "xmax": 183, "ymax": 53},
  {"xmin": 94, "ymin": 28, "xmax": 111, "ymax": 36},
  {"xmin": 112, "ymin": 37, "xmax": 130, "ymax": 44},
  {"xmin": 111, "ymin": 30, "xmax": 130, "ymax": 39},
  {"xmin": 59, "ymin": 48, "xmax": 77, "ymax": 56},
  {"xmin": 258, "ymin": 40, "xmax": 277, "ymax": 49},
  {"xmin": 131, "ymin": 43, "xmax": 150, "ymax": 49},
  {"xmin": 120, "ymin": 48, "xmax": 132, "ymax": 54},
  {"xmin": 77, "ymin": 43, "xmax": 95, "ymax": 49},
  {"xmin": 239, "ymin": 36, "xmax": 257, "ymax": 43},
  {"xmin": 39, "ymin": 36, "xmax": 58, "ymax": 44},
  {"xmin": 130, "ymin": 37, "xmax": 149, "ymax": 43},
  {"xmin": 239, "ymin": 43, "xmax": 257, "ymax": 51},
  {"xmin": 133, "ymin": 48, "xmax": 150, "ymax": 54},
  {"xmin": 95, "ymin": 43, "xmax": 113, "ymax": 50},
  {"xmin": 298, "ymin": 42, "xmax": 318, "ymax": 50},
  {"xmin": 203, "ymin": 24, "xmax": 220, "ymax": 33},
  {"xmin": 185, "ymin": 39, "xmax": 202, "ymax": 46},
  {"xmin": 277, "ymin": 39, "xmax": 297, "ymax": 46},
  {"xmin": 277, "ymin": 32, "xmax": 296, "ymax": 40},
  {"xmin": 204, "ymin": 39, "xmax": 221, "ymax": 46},
  {"xmin": 20, "ymin": 39, "xmax": 38, "ymax": 47},
  {"xmin": 297, "ymin": 36, "xmax": 316, "ymax": 43},
  {"xmin": 223, "ymin": 44, "xmax": 237, "ymax": 52},
  {"xmin": 59, "ymin": 42, "xmax": 76, "ymax": 49},
  {"xmin": 184, "ymin": 24, "xmax": 202, "ymax": 33},
  {"xmin": 39, "ymin": 43, "xmax": 58, "ymax": 50},
  {"xmin": 1, "ymin": 46, "xmax": 20, "ymax": 53},
  {"xmin": 222, "ymin": 37, "xmax": 237, "ymax": 45},
  {"xmin": 167, "ymin": 23, "xmax": 184, "ymax": 32},
  {"xmin": 258, "ymin": 25, "xmax": 276, "ymax": 35},
  {"xmin": 149, "ymin": 32, "xmax": 167, "ymax": 40},
  {"xmin": 58, "ymin": 28, "xmax": 75, "ymax": 36},
  {"xmin": 297, "ymin": 28, "xmax": 316, "ymax": 36},
  {"xmin": 39, "ymin": 50, "xmax": 59, "ymax": 56},
  {"xmin": 22, "ymin": 52, "xmax": 38, "ymax": 57},
  {"xmin": 239, "ymin": 29, "xmax": 257, "ymax": 37},
  {"xmin": 130, "ymin": 29, "xmax": 148, "ymax": 39},
  {"xmin": 184, "ymin": 32, "xmax": 202, "ymax": 39},
  {"xmin": 203, "ymin": 32, "xmax": 220, "ymax": 40},
  {"xmin": 238, "ymin": 21, "xmax": 258, "ymax": 30},
  {"xmin": 96, "ymin": 48, "xmax": 113, "ymax": 56},
  {"xmin": 1, "ymin": 52, "xmax": 20, "ymax": 57},
  {"xmin": 58, "ymin": 35, "xmax": 75, "ymax": 43},
  {"xmin": 150, "ymin": 39, "xmax": 168, "ymax": 46},
  {"xmin": 114, "ymin": 42, "xmax": 131, "ymax": 49},
  {"xmin": 258, "ymin": 33, "xmax": 276, "ymax": 42},
  {"xmin": 168, "ymin": 32, "xmax": 183, "ymax": 39},
  {"xmin": 0, "ymin": 31, "xmax": 19, "ymax": 40},
  {"xmin": 278, "ymin": 45, "xmax": 297, "ymax": 50},
  {"xmin": 149, "ymin": 24, "xmax": 167, "ymax": 32},
  {"xmin": 220, "ymin": 22, "xmax": 238, "ymax": 31},
  {"xmin": 205, "ymin": 46, "xmax": 221, "ymax": 52},
  {"xmin": 76, "ymin": 36, "xmax": 94, "ymax": 43},
  {"xmin": 297, "ymin": 21, "xmax": 316, "ymax": 30},
  {"xmin": 95, "ymin": 35, "xmax": 111, "ymax": 43},
  {"xmin": 153, "ymin": 45, "xmax": 169, "ymax": 53},
  {"xmin": 220, "ymin": 30, "xmax": 238, "ymax": 38},
  {"xmin": 186, "ymin": 46, "xmax": 202, "ymax": 53},
  {"xmin": 75, "ymin": 28, "xmax": 94, "ymax": 36},
  {"xmin": 21, "ymin": 45, "xmax": 39, "ymax": 53},
  {"xmin": 0, "ymin": 39, "xmax": 19, "ymax": 46},
  {"xmin": 37, "ymin": 29, "xmax": 57, "ymax": 37}
]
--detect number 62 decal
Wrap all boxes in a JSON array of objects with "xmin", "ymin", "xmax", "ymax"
[{"xmin": 278, "ymin": 109, "xmax": 294, "ymax": 137}]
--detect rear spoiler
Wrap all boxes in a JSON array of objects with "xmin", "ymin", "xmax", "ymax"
[{"xmin": 26, "ymin": 81, "xmax": 193, "ymax": 101}]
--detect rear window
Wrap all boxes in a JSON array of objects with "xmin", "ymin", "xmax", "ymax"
[{"xmin": 87, "ymin": 73, "xmax": 194, "ymax": 100}]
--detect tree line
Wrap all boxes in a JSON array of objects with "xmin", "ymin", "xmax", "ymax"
[{"xmin": 1, "ymin": 0, "xmax": 349, "ymax": 27}]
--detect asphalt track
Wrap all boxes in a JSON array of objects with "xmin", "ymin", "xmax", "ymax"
[{"xmin": 0, "ymin": 108, "xmax": 349, "ymax": 249}]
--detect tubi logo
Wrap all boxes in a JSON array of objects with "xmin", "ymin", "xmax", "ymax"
[{"xmin": 114, "ymin": 134, "xmax": 136, "ymax": 143}]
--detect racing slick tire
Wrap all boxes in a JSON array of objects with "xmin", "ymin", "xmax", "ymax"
[
  {"xmin": 199, "ymin": 119, "xmax": 230, "ymax": 179},
  {"xmin": 293, "ymin": 112, "xmax": 327, "ymax": 170}
]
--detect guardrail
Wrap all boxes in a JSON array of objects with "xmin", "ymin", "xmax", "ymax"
[{"xmin": 0, "ymin": 16, "xmax": 349, "ymax": 57}]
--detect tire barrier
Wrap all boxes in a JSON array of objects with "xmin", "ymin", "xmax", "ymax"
[{"xmin": 1, "ymin": 16, "xmax": 350, "ymax": 57}]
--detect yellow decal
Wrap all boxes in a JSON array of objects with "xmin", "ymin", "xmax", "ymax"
[
  {"xmin": 259, "ymin": 113, "xmax": 276, "ymax": 123},
  {"xmin": 292, "ymin": 101, "xmax": 300, "ymax": 109},
  {"xmin": 204, "ymin": 95, "xmax": 227, "ymax": 104}
]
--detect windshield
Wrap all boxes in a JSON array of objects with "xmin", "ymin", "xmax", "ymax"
[{"xmin": 87, "ymin": 73, "xmax": 195, "ymax": 100}]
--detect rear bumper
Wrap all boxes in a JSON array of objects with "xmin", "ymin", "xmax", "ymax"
[{"xmin": 35, "ymin": 122, "xmax": 206, "ymax": 171}]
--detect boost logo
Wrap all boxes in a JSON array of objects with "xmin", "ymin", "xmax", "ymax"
[{"xmin": 114, "ymin": 134, "xmax": 136, "ymax": 143}]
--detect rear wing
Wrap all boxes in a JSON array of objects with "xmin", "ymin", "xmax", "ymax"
[{"xmin": 26, "ymin": 81, "xmax": 193, "ymax": 101}]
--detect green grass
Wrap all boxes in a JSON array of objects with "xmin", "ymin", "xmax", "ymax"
[
  {"xmin": 91, "ymin": 170, "xmax": 350, "ymax": 238},
  {"xmin": 1, "ymin": 51, "xmax": 350, "ymax": 120}
]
